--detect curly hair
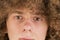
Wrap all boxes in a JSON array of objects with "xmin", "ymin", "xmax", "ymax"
[{"xmin": 0, "ymin": 0, "xmax": 60, "ymax": 40}]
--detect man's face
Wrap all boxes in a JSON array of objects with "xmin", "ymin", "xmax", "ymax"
[{"xmin": 6, "ymin": 8, "xmax": 48, "ymax": 40}]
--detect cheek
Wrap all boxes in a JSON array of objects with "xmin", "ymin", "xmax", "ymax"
[
  {"xmin": 33, "ymin": 21, "xmax": 48, "ymax": 35},
  {"xmin": 33, "ymin": 25, "xmax": 48, "ymax": 39},
  {"xmin": 7, "ymin": 23, "xmax": 22, "ymax": 33},
  {"xmin": 7, "ymin": 21, "xmax": 48, "ymax": 34},
  {"xmin": 34, "ymin": 25, "xmax": 48, "ymax": 34},
  {"xmin": 7, "ymin": 17, "xmax": 48, "ymax": 40},
  {"xmin": 7, "ymin": 20, "xmax": 21, "ymax": 35},
  {"xmin": 7, "ymin": 21, "xmax": 23, "ymax": 39}
]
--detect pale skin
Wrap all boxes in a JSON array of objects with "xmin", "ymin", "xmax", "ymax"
[{"xmin": 6, "ymin": 8, "xmax": 48, "ymax": 40}]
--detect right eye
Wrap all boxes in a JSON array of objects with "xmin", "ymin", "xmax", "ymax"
[{"xmin": 15, "ymin": 16, "xmax": 23, "ymax": 21}]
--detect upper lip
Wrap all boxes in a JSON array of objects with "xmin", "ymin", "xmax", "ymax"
[{"xmin": 19, "ymin": 38, "xmax": 34, "ymax": 40}]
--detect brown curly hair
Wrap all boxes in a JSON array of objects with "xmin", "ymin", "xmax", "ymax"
[{"xmin": 0, "ymin": 0, "xmax": 60, "ymax": 40}]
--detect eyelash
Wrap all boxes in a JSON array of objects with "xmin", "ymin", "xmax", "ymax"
[
  {"xmin": 15, "ymin": 16, "xmax": 23, "ymax": 20},
  {"xmin": 33, "ymin": 17, "xmax": 41, "ymax": 22},
  {"xmin": 15, "ymin": 15, "xmax": 41, "ymax": 22}
]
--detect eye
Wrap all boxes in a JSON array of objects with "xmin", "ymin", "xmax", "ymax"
[
  {"xmin": 15, "ymin": 16, "xmax": 23, "ymax": 20},
  {"xmin": 33, "ymin": 17, "xmax": 41, "ymax": 22}
]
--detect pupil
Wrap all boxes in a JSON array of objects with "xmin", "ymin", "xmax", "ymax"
[
  {"xmin": 36, "ymin": 18, "xmax": 39, "ymax": 21},
  {"xmin": 16, "ymin": 16, "xmax": 22, "ymax": 20},
  {"xmin": 17, "ymin": 16, "xmax": 20, "ymax": 19},
  {"xmin": 33, "ymin": 17, "xmax": 40, "ymax": 21}
]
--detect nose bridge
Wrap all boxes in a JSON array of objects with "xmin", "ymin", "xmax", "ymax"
[
  {"xmin": 25, "ymin": 20, "xmax": 31, "ymax": 26},
  {"xmin": 23, "ymin": 13, "xmax": 33, "ymax": 31},
  {"xmin": 24, "ymin": 21, "xmax": 32, "ymax": 28},
  {"xmin": 25, "ymin": 16, "xmax": 32, "ymax": 26}
]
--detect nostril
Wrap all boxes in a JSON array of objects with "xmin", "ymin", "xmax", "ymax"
[
  {"xmin": 23, "ymin": 26, "xmax": 32, "ymax": 32},
  {"xmin": 29, "ymin": 30, "xmax": 31, "ymax": 32},
  {"xmin": 23, "ymin": 29, "xmax": 32, "ymax": 32},
  {"xmin": 23, "ymin": 21, "xmax": 32, "ymax": 32},
  {"xmin": 23, "ymin": 29, "xmax": 25, "ymax": 31},
  {"xmin": 23, "ymin": 29, "xmax": 31, "ymax": 32}
]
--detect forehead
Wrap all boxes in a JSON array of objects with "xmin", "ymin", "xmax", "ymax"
[{"xmin": 9, "ymin": 8, "xmax": 44, "ymax": 16}]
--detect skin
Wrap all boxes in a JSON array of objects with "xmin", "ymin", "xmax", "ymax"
[{"xmin": 6, "ymin": 8, "xmax": 48, "ymax": 40}]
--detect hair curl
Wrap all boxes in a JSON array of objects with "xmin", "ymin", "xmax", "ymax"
[{"xmin": 0, "ymin": 0, "xmax": 60, "ymax": 40}]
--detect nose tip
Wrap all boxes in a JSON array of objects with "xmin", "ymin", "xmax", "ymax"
[
  {"xmin": 23, "ymin": 22, "xmax": 32, "ymax": 32},
  {"xmin": 23, "ymin": 25, "xmax": 32, "ymax": 32},
  {"xmin": 24, "ymin": 26, "xmax": 31, "ymax": 30}
]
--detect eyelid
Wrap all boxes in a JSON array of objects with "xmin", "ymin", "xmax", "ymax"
[
  {"xmin": 34, "ymin": 17, "xmax": 41, "ymax": 20},
  {"xmin": 15, "ymin": 15, "xmax": 23, "ymax": 20},
  {"xmin": 15, "ymin": 15, "xmax": 22, "ymax": 19},
  {"xmin": 31, "ymin": 16, "xmax": 41, "ymax": 22},
  {"xmin": 11, "ymin": 13, "xmax": 23, "ymax": 20}
]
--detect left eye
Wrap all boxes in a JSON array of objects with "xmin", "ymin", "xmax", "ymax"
[{"xmin": 33, "ymin": 17, "xmax": 41, "ymax": 22}]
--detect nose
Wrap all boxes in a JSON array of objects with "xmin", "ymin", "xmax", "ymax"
[{"xmin": 23, "ymin": 22, "xmax": 32, "ymax": 32}]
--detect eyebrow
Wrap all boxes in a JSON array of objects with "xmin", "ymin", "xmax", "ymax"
[
  {"xmin": 11, "ymin": 10, "xmax": 43, "ymax": 16},
  {"xmin": 31, "ymin": 11, "xmax": 44, "ymax": 15},
  {"xmin": 11, "ymin": 11, "xmax": 23, "ymax": 14},
  {"xmin": 31, "ymin": 12, "xmax": 41, "ymax": 15}
]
